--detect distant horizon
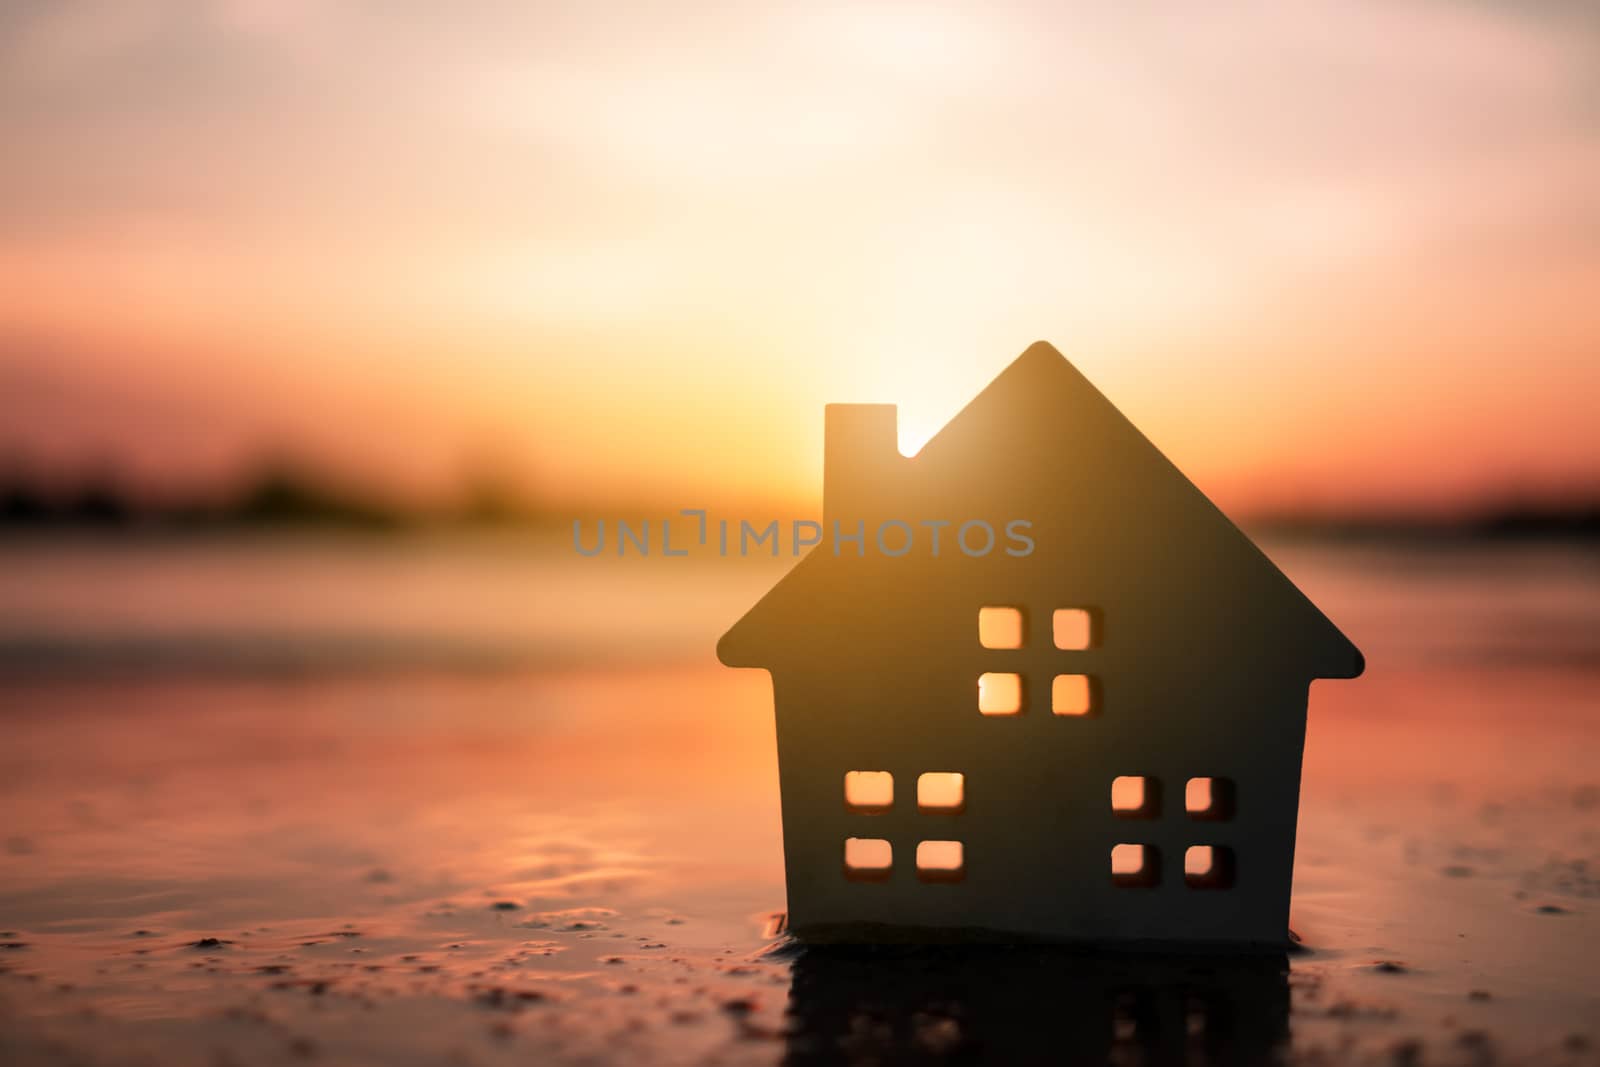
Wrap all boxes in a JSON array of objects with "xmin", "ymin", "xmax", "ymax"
[{"xmin": 1, "ymin": 455, "xmax": 1596, "ymax": 539}]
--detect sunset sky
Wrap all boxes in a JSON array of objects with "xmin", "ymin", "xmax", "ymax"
[{"xmin": 1, "ymin": 1, "xmax": 1596, "ymax": 515}]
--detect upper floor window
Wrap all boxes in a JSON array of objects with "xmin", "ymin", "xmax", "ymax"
[
  {"xmin": 976, "ymin": 606, "xmax": 1100, "ymax": 716},
  {"xmin": 977, "ymin": 672, "xmax": 1023, "ymax": 715},
  {"xmin": 977, "ymin": 606, "xmax": 1025, "ymax": 649},
  {"xmin": 1052, "ymin": 608, "xmax": 1096, "ymax": 650}
]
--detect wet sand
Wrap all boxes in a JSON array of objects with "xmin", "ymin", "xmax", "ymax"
[{"xmin": 0, "ymin": 538, "xmax": 1596, "ymax": 1065}]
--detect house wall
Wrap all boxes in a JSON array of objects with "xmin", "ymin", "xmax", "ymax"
[
  {"xmin": 773, "ymin": 663, "xmax": 1310, "ymax": 947},
  {"xmin": 762, "ymin": 543, "xmax": 1320, "ymax": 948}
]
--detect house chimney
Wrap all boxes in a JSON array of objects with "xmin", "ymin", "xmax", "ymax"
[{"xmin": 824, "ymin": 404, "xmax": 900, "ymax": 527}]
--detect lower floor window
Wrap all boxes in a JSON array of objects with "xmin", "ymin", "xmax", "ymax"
[
  {"xmin": 843, "ymin": 837, "xmax": 892, "ymax": 880},
  {"xmin": 1111, "ymin": 843, "xmax": 1161, "ymax": 887},
  {"xmin": 916, "ymin": 840, "xmax": 965, "ymax": 883},
  {"xmin": 1184, "ymin": 845, "xmax": 1236, "ymax": 889},
  {"xmin": 842, "ymin": 838, "xmax": 967, "ymax": 883}
]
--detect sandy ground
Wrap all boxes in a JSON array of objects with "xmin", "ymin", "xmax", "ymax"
[
  {"xmin": 0, "ymin": 659, "xmax": 1593, "ymax": 1067},
  {"xmin": 0, "ymin": 537, "xmax": 1595, "ymax": 1065}
]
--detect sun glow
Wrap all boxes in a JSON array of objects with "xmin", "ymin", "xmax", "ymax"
[{"xmin": 0, "ymin": 4, "xmax": 1595, "ymax": 513}]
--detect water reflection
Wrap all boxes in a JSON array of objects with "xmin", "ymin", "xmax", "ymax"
[{"xmin": 784, "ymin": 945, "xmax": 1289, "ymax": 1066}]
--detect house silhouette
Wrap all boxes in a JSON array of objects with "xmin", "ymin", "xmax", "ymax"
[{"xmin": 719, "ymin": 342, "xmax": 1363, "ymax": 948}]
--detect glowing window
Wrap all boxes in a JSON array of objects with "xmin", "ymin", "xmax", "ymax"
[
  {"xmin": 1185, "ymin": 845, "xmax": 1236, "ymax": 889},
  {"xmin": 1053, "ymin": 608, "xmax": 1096, "ymax": 650},
  {"xmin": 978, "ymin": 606, "xmax": 1025, "ymax": 649},
  {"xmin": 1052, "ymin": 674, "xmax": 1095, "ymax": 716},
  {"xmin": 978, "ymin": 673, "xmax": 1023, "ymax": 715},
  {"xmin": 916, "ymin": 840, "xmax": 965, "ymax": 882},
  {"xmin": 917, "ymin": 772, "xmax": 965, "ymax": 813},
  {"xmin": 1111, "ymin": 776, "xmax": 1160, "ymax": 818},
  {"xmin": 844, "ymin": 838, "xmax": 892, "ymax": 880},
  {"xmin": 1185, "ymin": 777, "xmax": 1236, "ymax": 821},
  {"xmin": 1111, "ymin": 844, "xmax": 1160, "ymax": 888},
  {"xmin": 843, "ymin": 771, "xmax": 893, "ymax": 813}
]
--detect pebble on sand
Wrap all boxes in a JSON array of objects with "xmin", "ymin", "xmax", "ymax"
[{"xmin": 188, "ymin": 938, "xmax": 233, "ymax": 950}]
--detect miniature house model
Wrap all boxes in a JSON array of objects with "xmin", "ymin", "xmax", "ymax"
[{"xmin": 718, "ymin": 342, "xmax": 1364, "ymax": 948}]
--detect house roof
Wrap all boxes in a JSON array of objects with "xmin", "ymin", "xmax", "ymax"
[{"xmin": 718, "ymin": 341, "xmax": 1364, "ymax": 681}]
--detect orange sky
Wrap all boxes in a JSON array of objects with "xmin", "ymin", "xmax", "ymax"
[{"xmin": 1, "ymin": 1, "xmax": 1597, "ymax": 515}]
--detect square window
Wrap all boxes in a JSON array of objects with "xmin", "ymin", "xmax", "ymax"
[
  {"xmin": 916, "ymin": 840, "xmax": 965, "ymax": 883},
  {"xmin": 1111, "ymin": 843, "xmax": 1160, "ymax": 888},
  {"xmin": 843, "ymin": 771, "xmax": 893, "ymax": 813},
  {"xmin": 1052, "ymin": 674, "xmax": 1096, "ymax": 716},
  {"xmin": 1185, "ymin": 845, "xmax": 1236, "ymax": 889},
  {"xmin": 1111, "ymin": 776, "xmax": 1160, "ymax": 818},
  {"xmin": 977, "ymin": 606, "xmax": 1025, "ymax": 649},
  {"xmin": 1052, "ymin": 608, "xmax": 1097, "ymax": 650},
  {"xmin": 917, "ymin": 772, "xmax": 965, "ymax": 813},
  {"xmin": 1185, "ymin": 777, "xmax": 1237, "ymax": 821},
  {"xmin": 978, "ymin": 672, "xmax": 1023, "ymax": 715},
  {"xmin": 844, "ymin": 838, "xmax": 892, "ymax": 881}
]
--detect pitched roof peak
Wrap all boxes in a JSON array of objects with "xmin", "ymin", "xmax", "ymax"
[{"xmin": 718, "ymin": 341, "xmax": 1365, "ymax": 682}]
